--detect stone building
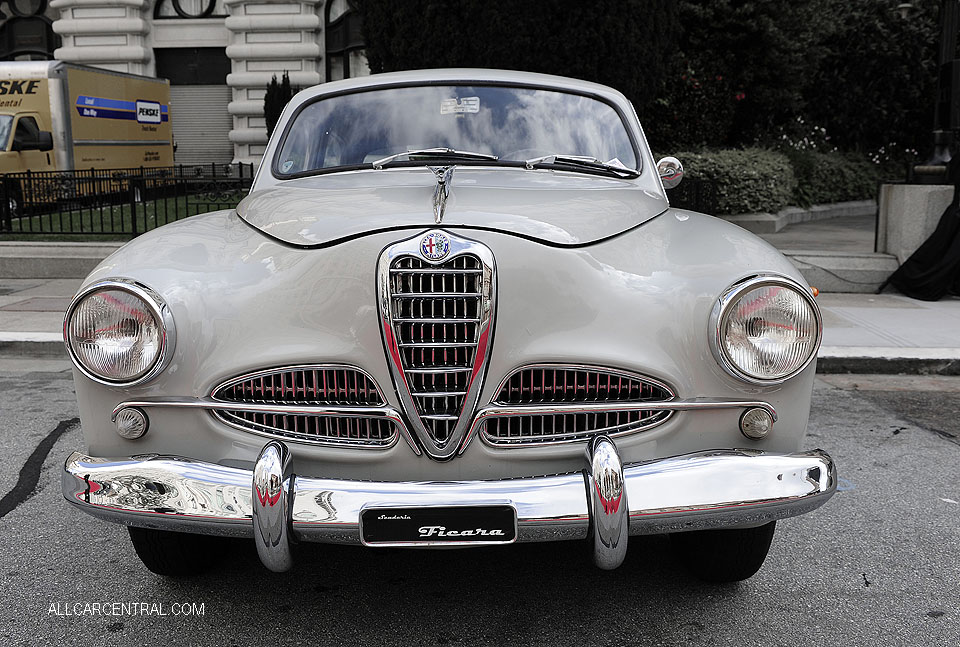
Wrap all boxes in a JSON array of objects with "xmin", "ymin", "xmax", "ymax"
[{"xmin": 0, "ymin": 0, "xmax": 369, "ymax": 165}]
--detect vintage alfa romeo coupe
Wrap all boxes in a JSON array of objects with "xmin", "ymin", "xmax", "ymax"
[{"xmin": 62, "ymin": 69, "xmax": 836, "ymax": 580}]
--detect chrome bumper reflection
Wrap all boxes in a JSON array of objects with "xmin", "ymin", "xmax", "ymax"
[{"xmin": 63, "ymin": 446, "xmax": 836, "ymax": 550}]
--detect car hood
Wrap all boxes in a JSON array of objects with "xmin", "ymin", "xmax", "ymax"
[{"xmin": 237, "ymin": 167, "xmax": 668, "ymax": 247}]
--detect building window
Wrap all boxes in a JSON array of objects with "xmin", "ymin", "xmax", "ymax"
[
  {"xmin": 0, "ymin": 0, "xmax": 60, "ymax": 60},
  {"xmin": 153, "ymin": 0, "xmax": 226, "ymax": 20},
  {"xmin": 325, "ymin": 0, "xmax": 368, "ymax": 82}
]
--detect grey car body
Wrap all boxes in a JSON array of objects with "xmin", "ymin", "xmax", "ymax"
[{"xmin": 62, "ymin": 69, "xmax": 836, "ymax": 580}]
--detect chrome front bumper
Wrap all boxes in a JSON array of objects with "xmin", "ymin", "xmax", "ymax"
[{"xmin": 63, "ymin": 442, "xmax": 836, "ymax": 572}]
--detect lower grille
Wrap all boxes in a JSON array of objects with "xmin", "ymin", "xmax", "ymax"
[
  {"xmin": 483, "ymin": 366, "xmax": 675, "ymax": 446},
  {"xmin": 211, "ymin": 365, "xmax": 398, "ymax": 447}
]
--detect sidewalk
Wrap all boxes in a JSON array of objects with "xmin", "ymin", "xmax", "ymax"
[{"xmin": 1, "ymin": 221, "xmax": 959, "ymax": 373}]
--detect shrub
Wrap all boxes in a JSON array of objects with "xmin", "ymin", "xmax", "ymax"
[
  {"xmin": 671, "ymin": 148, "xmax": 795, "ymax": 215},
  {"xmin": 784, "ymin": 150, "xmax": 878, "ymax": 208}
]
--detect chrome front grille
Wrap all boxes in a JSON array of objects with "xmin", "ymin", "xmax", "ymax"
[
  {"xmin": 483, "ymin": 366, "xmax": 675, "ymax": 446},
  {"xmin": 389, "ymin": 255, "xmax": 483, "ymax": 446},
  {"xmin": 211, "ymin": 365, "xmax": 398, "ymax": 447}
]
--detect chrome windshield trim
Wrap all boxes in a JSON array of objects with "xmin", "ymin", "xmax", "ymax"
[{"xmin": 111, "ymin": 397, "xmax": 419, "ymax": 454}]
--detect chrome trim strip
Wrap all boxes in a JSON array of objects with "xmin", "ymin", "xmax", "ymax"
[
  {"xmin": 709, "ymin": 274, "xmax": 823, "ymax": 385},
  {"xmin": 392, "ymin": 292, "xmax": 484, "ymax": 298},
  {"xmin": 461, "ymin": 398, "xmax": 777, "ymax": 453},
  {"xmin": 377, "ymin": 229, "xmax": 497, "ymax": 459},
  {"xmin": 390, "ymin": 269, "xmax": 482, "ymax": 275},
  {"xmin": 111, "ymin": 397, "xmax": 419, "ymax": 454},
  {"xmin": 62, "ymin": 278, "xmax": 176, "ymax": 388},
  {"xmin": 62, "ymin": 447, "xmax": 837, "ymax": 545}
]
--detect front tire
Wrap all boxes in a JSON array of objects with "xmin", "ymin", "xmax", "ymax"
[
  {"xmin": 127, "ymin": 527, "xmax": 225, "ymax": 576},
  {"xmin": 670, "ymin": 521, "xmax": 776, "ymax": 583}
]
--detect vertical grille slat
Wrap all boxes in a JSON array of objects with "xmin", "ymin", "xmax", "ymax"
[
  {"xmin": 483, "ymin": 366, "xmax": 675, "ymax": 446},
  {"xmin": 389, "ymin": 254, "xmax": 484, "ymax": 448}
]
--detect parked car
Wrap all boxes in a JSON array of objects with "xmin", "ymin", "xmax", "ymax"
[{"xmin": 62, "ymin": 69, "xmax": 836, "ymax": 581}]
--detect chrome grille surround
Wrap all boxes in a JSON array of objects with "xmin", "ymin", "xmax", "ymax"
[
  {"xmin": 378, "ymin": 229, "xmax": 496, "ymax": 459},
  {"xmin": 210, "ymin": 365, "xmax": 401, "ymax": 448},
  {"xmin": 480, "ymin": 365, "xmax": 676, "ymax": 446}
]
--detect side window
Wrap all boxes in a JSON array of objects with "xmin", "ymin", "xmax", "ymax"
[{"xmin": 13, "ymin": 116, "xmax": 40, "ymax": 149}]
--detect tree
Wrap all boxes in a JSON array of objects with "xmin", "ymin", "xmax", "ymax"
[
  {"xmin": 356, "ymin": 0, "xmax": 680, "ymax": 119},
  {"xmin": 803, "ymin": 0, "xmax": 938, "ymax": 159},
  {"xmin": 264, "ymin": 72, "xmax": 295, "ymax": 139},
  {"xmin": 669, "ymin": 0, "xmax": 832, "ymax": 147}
]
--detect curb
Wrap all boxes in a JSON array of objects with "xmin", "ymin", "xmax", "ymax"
[
  {"xmin": 0, "ymin": 333, "xmax": 66, "ymax": 359},
  {"xmin": 817, "ymin": 346, "xmax": 960, "ymax": 376}
]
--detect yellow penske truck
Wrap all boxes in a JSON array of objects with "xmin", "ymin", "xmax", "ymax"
[{"xmin": 0, "ymin": 61, "xmax": 173, "ymax": 174}]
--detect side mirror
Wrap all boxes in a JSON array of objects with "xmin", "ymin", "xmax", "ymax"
[
  {"xmin": 657, "ymin": 157, "xmax": 684, "ymax": 189},
  {"xmin": 38, "ymin": 131, "xmax": 53, "ymax": 152},
  {"xmin": 12, "ymin": 130, "xmax": 53, "ymax": 152}
]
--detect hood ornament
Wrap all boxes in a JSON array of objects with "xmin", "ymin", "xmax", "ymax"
[{"xmin": 429, "ymin": 166, "xmax": 454, "ymax": 224}]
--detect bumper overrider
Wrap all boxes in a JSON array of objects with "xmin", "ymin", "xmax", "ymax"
[{"xmin": 63, "ymin": 438, "xmax": 836, "ymax": 572}]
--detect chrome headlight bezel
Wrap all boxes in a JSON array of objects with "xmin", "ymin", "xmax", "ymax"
[
  {"xmin": 709, "ymin": 274, "xmax": 822, "ymax": 385},
  {"xmin": 63, "ymin": 278, "xmax": 176, "ymax": 387}
]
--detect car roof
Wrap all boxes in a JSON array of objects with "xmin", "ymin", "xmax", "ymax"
[{"xmin": 290, "ymin": 68, "xmax": 632, "ymax": 107}]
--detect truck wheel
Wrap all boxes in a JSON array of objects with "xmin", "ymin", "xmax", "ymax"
[
  {"xmin": 127, "ymin": 526, "xmax": 225, "ymax": 576},
  {"xmin": 669, "ymin": 521, "xmax": 776, "ymax": 583}
]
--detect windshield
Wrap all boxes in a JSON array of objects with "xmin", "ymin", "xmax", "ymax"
[
  {"xmin": 0, "ymin": 116, "xmax": 13, "ymax": 150},
  {"xmin": 274, "ymin": 85, "xmax": 638, "ymax": 176}
]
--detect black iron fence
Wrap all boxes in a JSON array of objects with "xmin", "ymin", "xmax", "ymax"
[{"xmin": 0, "ymin": 163, "xmax": 255, "ymax": 237}]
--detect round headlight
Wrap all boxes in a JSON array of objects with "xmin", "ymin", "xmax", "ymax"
[
  {"xmin": 64, "ymin": 280, "xmax": 173, "ymax": 385},
  {"xmin": 713, "ymin": 276, "xmax": 821, "ymax": 383}
]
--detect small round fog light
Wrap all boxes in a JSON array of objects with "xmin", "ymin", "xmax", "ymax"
[
  {"xmin": 740, "ymin": 407, "xmax": 774, "ymax": 440},
  {"xmin": 115, "ymin": 407, "xmax": 149, "ymax": 440}
]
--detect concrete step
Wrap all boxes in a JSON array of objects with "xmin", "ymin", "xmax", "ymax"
[
  {"xmin": 0, "ymin": 242, "xmax": 122, "ymax": 279},
  {"xmin": 781, "ymin": 250, "xmax": 899, "ymax": 294},
  {"xmin": 724, "ymin": 200, "xmax": 877, "ymax": 234}
]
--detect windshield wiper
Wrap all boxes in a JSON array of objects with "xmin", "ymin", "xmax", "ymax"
[
  {"xmin": 372, "ymin": 148, "xmax": 499, "ymax": 170},
  {"xmin": 524, "ymin": 154, "xmax": 639, "ymax": 178}
]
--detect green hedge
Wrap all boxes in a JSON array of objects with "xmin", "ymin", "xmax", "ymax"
[
  {"xmin": 783, "ymin": 150, "xmax": 878, "ymax": 208},
  {"xmin": 672, "ymin": 148, "xmax": 796, "ymax": 215},
  {"xmin": 668, "ymin": 148, "xmax": 878, "ymax": 215}
]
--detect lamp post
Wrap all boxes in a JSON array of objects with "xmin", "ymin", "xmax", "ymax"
[{"xmin": 904, "ymin": 0, "xmax": 960, "ymax": 180}]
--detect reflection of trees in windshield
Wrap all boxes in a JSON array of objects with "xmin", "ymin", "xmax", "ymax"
[
  {"xmin": 0, "ymin": 116, "xmax": 13, "ymax": 150},
  {"xmin": 277, "ymin": 86, "xmax": 637, "ymax": 174}
]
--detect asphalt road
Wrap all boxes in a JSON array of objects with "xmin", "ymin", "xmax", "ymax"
[{"xmin": 0, "ymin": 362, "xmax": 957, "ymax": 647}]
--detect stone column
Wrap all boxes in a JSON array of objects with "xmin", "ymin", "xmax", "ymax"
[
  {"xmin": 223, "ymin": 0, "xmax": 322, "ymax": 164},
  {"xmin": 50, "ymin": 0, "xmax": 152, "ymax": 75}
]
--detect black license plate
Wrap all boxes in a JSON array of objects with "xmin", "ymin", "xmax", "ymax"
[{"xmin": 360, "ymin": 505, "xmax": 517, "ymax": 545}]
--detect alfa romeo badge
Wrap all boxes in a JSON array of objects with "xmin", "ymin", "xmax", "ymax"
[{"xmin": 420, "ymin": 231, "xmax": 450, "ymax": 261}]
